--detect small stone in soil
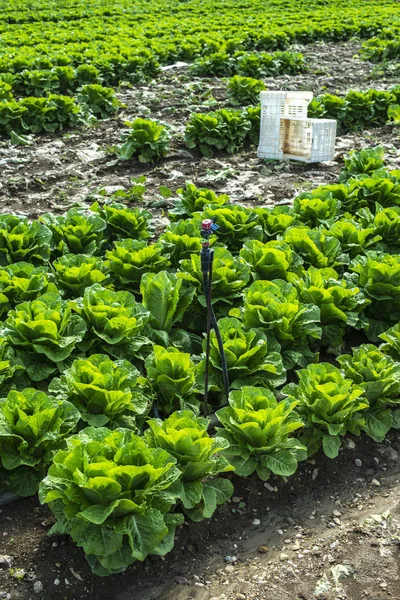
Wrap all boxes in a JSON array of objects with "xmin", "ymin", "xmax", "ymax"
[
  {"xmin": 371, "ymin": 479, "xmax": 381, "ymax": 487},
  {"xmin": 225, "ymin": 565, "xmax": 235, "ymax": 573},
  {"xmin": 312, "ymin": 468, "xmax": 318, "ymax": 480},
  {"xmin": 232, "ymin": 496, "xmax": 241, "ymax": 503},
  {"xmin": 258, "ymin": 545, "xmax": 269, "ymax": 553},
  {"xmin": 252, "ymin": 518, "xmax": 261, "ymax": 526},
  {"xmin": 0, "ymin": 556, "xmax": 13, "ymax": 569},
  {"xmin": 224, "ymin": 555, "xmax": 237, "ymax": 564},
  {"xmin": 33, "ymin": 581, "xmax": 43, "ymax": 594},
  {"xmin": 355, "ymin": 458, "xmax": 362, "ymax": 467},
  {"xmin": 279, "ymin": 553, "xmax": 289, "ymax": 561},
  {"xmin": 236, "ymin": 594, "xmax": 246, "ymax": 600},
  {"xmin": 54, "ymin": 579, "xmax": 60, "ymax": 586}
]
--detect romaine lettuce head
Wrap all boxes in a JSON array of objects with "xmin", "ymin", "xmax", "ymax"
[
  {"xmin": 145, "ymin": 345, "xmax": 198, "ymax": 415},
  {"xmin": 0, "ymin": 387, "xmax": 79, "ymax": 496},
  {"xmin": 216, "ymin": 386, "xmax": 306, "ymax": 480},
  {"xmin": 199, "ymin": 203, "xmax": 262, "ymax": 251},
  {"xmin": 146, "ymin": 410, "xmax": 234, "ymax": 521},
  {"xmin": 39, "ymin": 427, "xmax": 183, "ymax": 576},
  {"xmin": 242, "ymin": 279, "xmax": 321, "ymax": 368},
  {"xmin": 240, "ymin": 239, "xmax": 303, "ymax": 282},
  {"xmin": 49, "ymin": 354, "xmax": 150, "ymax": 428},
  {"xmin": 40, "ymin": 208, "xmax": 107, "ymax": 256},
  {"xmin": 79, "ymin": 283, "xmax": 150, "ymax": 353},
  {"xmin": 254, "ymin": 205, "xmax": 297, "ymax": 240},
  {"xmin": 140, "ymin": 271, "xmax": 195, "ymax": 336},
  {"xmin": 106, "ymin": 239, "xmax": 170, "ymax": 292},
  {"xmin": 91, "ymin": 201, "xmax": 152, "ymax": 241},
  {"xmin": 158, "ymin": 219, "xmax": 203, "ymax": 267},
  {"xmin": 338, "ymin": 344, "xmax": 400, "ymax": 442},
  {"xmin": 0, "ymin": 215, "xmax": 52, "ymax": 266},
  {"xmin": 168, "ymin": 182, "xmax": 229, "ymax": 220},
  {"xmin": 293, "ymin": 195, "xmax": 340, "ymax": 228},
  {"xmin": 0, "ymin": 261, "xmax": 57, "ymax": 317},
  {"xmin": 283, "ymin": 363, "xmax": 368, "ymax": 458},
  {"xmin": 178, "ymin": 247, "xmax": 250, "ymax": 314},
  {"xmin": 294, "ymin": 266, "xmax": 369, "ymax": 349},
  {"xmin": 283, "ymin": 226, "xmax": 343, "ymax": 268},
  {"xmin": 350, "ymin": 251, "xmax": 400, "ymax": 334},
  {"xmin": 197, "ymin": 317, "xmax": 286, "ymax": 393},
  {"xmin": 1, "ymin": 292, "xmax": 87, "ymax": 381},
  {"xmin": 53, "ymin": 254, "xmax": 111, "ymax": 297}
]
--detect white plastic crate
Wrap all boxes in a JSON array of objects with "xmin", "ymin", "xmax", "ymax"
[{"xmin": 257, "ymin": 91, "xmax": 337, "ymax": 163}]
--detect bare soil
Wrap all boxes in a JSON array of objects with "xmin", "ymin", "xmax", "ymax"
[{"xmin": 0, "ymin": 38, "xmax": 399, "ymax": 600}]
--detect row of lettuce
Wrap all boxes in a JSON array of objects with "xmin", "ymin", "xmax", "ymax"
[
  {"xmin": 0, "ymin": 146, "xmax": 400, "ymax": 574},
  {"xmin": 0, "ymin": 50, "xmax": 305, "ymax": 100},
  {"xmin": 1, "ymin": 0, "xmax": 397, "ymax": 83}
]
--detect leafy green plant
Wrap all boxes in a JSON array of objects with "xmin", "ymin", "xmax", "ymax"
[
  {"xmin": 240, "ymin": 239, "xmax": 303, "ymax": 282},
  {"xmin": 197, "ymin": 317, "xmax": 285, "ymax": 393},
  {"xmin": 227, "ymin": 75, "xmax": 266, "ymax": 105},
  {"xmin": 52, "ymin": 254, "xmax": 111, "ymax": 298},
  {"xmin": 0, "ymin": 388, "xmax": 79, "ymax": 496},
  {"xmin": 283, "ymin": 363, "xmax": 368, "ymax": 458},
  {"xmin": 200, "ymin": 203, "xmax": 262, "ymax": 251},
  {"xmin": 283, "ymin": 226, "xmax": 343, "ymax": 268},
  {"xmin": 0, "ymin": 262, "xmax": 56, "ymax": 317},
  {"xmin": 178, "ymin": 248, "xmax": 250, "ymax": 315},
  {"xmin": 323, "ymin": 219, "xmax": 380, "ymax": 259},
  {"xmin": 91, "ymin": 201, "xmax": 152, "ymax": 242},
  {"xmin": 77, "ymin": 84, "xmax": 122, "ymax": 118},
  {"xmin": 216, "ymin": 386, "xmax": 306, "ymax": 480},
  {"xmin": 373, "ymin": 205, "xmax": 400, "ymax": 252},
  {"xmin": 0, "ymin": 337, "xmax": 25, "ymax": 390},
  {"xmin": 1, "ymin": 292, "xmax": 87, "ymax": 382},
  {"xmin": 338, "ymin": 345, "xmax": 400, "ymax": 441},
  {"xmin": 106, "ymin": 240, "xmax": 170, "ymax": 292},
  {"xmin": 293, "ymin": 195, "xmax": 340, "ymax": 228},
  {"xmin": 380, "ymin": 323, "xmax": 400, "ymax": 359},
  {"xmin": 40, "ymin": 208, "xmax": 107, "ymax": 257},
  {"xmin": 116, "ymin": 118, "xmax": 171, "ymax": 163},
  {"xmin": 49, "ymin": 354, "xmax": 149, "ymax": 429},
  {"xmin": 140, "ymin": 271, "xmax": 195, "ymax": 346},
  {"xmin": 0, "ymin": 215, "xmax": 52, "ymax": 266},
  {"xmin": 168, "ymin": 182, "xmax": 229, "ymax": 220},
  {"xmin": 185, "ymin": 108, "xmax": 251, "ymax": 157},
  {"xmin": 348, "ymin": 177, "xmax": 400, "ymax": 211},
  {"xmin": 339, "ymin": 146, "xmax": 385, "ymax": 183},
  {"xmin": 294, "ymin": 267, "xmax": 369, "ymax": 349},
  {"xmin": 39, "ymin": 428, "xmax": 183, "ymax": 576},
  {"xmin": 350, "ymin": 251, "xmax": 400, "ymax": 337},
  {"xmin": 75, "ymin": 283, "xmax": 150, "ymax": 359},
  {"xmin": 146, "ymin": 411, "xmax": 234, "ymax": 521},
  {"xmin": 255, "ymin": 205, "xmax": 297, "ymax": 240},
  {"xmin": 158, "ymin": 220, "xmax": 203, "ymax": 267},
  {"xmin": 145, "ymin": 345, "xmax": 198, "ymax": 414},
  {"xmin": 241, "ymin": 279, "xmax": 321, "ymax": 368}
]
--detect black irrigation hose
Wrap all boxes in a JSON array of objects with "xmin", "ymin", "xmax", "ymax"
[{"xmin": 203, "ymin": 270, "xmax": 213, "ymax": 417}]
